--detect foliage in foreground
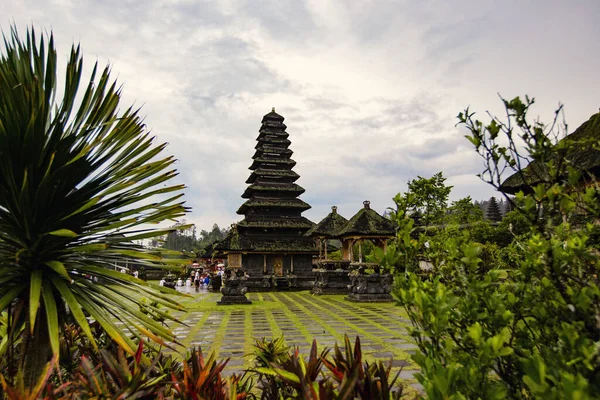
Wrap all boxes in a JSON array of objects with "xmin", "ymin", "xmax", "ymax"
[
  {"xmin": 0, "ymin": 26, "xmax": 189, "ymax": 387},
  {"xmin": 0, "ymin": 327, "xmax": 411, "ymax": 400},
  {"xmin": 392, "ymin": 96, "xmax": 600, "ymax": 399}
]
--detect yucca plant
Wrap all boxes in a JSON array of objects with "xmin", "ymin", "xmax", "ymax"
[
  {"xmin": 0, "ymin": 26, "xmax": 189, "ymax": 385},
  {"xmin": 256, "ymin": 339, "xmax": 335, "ymax": 400},
  {"xmin": 250, "ymin": 336, "xmax": 291, "ymax": 368}
]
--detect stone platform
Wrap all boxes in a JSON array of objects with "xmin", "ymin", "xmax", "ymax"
[
  {"xmin": 312, "ymin": 270, "xmax": 352, "ymax": 295},
  {"xmin": 217, "ymin": 294, "xmax": 252, "ymax": 305}
]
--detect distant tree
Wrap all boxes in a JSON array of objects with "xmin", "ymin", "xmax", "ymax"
[
  {"xmin": 447, "ymin": 196, "xmax": 485, "ymax": 225},
  {"xmin": 485, "ymin": 197, "xmax": 503, "ymax": 222},
  {"xmin": 406, "ymin": 172, "xmax": 453, "ymax": 227},
  {"xmin": 195, "ymin": 223, "xmax": 228, "ymax": 250}
]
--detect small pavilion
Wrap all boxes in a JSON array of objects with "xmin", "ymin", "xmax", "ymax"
[
  {"xmin": 337, "ymin": 201, "xmax": 395, "ymax": 263},
  {"xmin": 306, "ymin": 205, "xmax": 348, "ymax": 261}
]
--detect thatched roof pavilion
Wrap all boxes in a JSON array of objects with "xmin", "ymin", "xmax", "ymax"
[
  {"xmin": 500, "ymin": 112, "xmax": 600, "ymax": 194},
  {"xmin": 306, "ymin": 205, "xmax": 348, "ymax": 260}
]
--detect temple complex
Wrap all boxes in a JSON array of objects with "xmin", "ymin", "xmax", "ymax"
[{"xmin": 216, "ymin": 109, "xmax": 317, "ymax": 291}]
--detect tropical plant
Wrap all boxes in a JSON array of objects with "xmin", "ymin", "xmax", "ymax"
[
  {"xmin": 256, "ymin": 335, "xmax": 409, "ymax": 400},
  {"xmin": 171, "ymin": 347, "xmax": 251, "ymax": 400},
  {"xmin": 0, "ymin": 26, "xmax": 189, "ymax": 385},
  {"xmin": 251, "ymin": 336, "xmax": 291, "ymax": 369},
  {"xmin": 322, "ymin": 335, "xmax": 406, "ymax": 400},
  {"xmin": 392, "ymin": 96, "xmax": 600, "ymax": 399},
  {"xmin": 57, "ymin": 341, "xmax": 168, "ymax": 399}
]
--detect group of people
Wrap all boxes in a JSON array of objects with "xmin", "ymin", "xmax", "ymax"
[
  {"xmin": 191, "ymin": 270, "xmax": 210, "ymax": 288},
  {"xmin": 155, "ymin": 268, "xmax": 227, "ymax": 289}
]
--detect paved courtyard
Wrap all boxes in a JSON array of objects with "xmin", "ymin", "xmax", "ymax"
[{"xmin": 160, "ymin": 288, "xmax": 420, "ymax": 388}]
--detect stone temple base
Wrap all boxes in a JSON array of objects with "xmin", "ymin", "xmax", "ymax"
[
  {"xmin": 217, "ymin": 295, "xmax": 252, "ymax": 305},
  {"xmin": 312, "ymin": 270, "xmax": 351, "ymax": 295},
  {"xmin": 345, "ymin": 293, "xmax": 394, "ymax": 302},
  {"xmin": 245, "ymin": 275, "xmax": 314, "ymax": 292}
]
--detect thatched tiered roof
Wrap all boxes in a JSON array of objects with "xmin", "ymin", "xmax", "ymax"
[
  {"xmin": 500, "ymin": 112, "xmax": 600, "ymax": 194},
  {"xmin": 306, "ymin": 206, "xmax": 349, "ymax": 238},
  {"xmin": 218, "ymin": 109, "xmax": 316, "ymax": 254},
  {"xmin": 337, "ymin": 201, "xmax": 395, "ymax": 237}
]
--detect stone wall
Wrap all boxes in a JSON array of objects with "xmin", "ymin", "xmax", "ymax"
[{"xmin": 242, "ymin": 253, "xmax": 314, "ymax": 291}]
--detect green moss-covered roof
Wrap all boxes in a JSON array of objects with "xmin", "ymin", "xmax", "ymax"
[
  {"xmin": 237, "ymin": 198, "xmax": 311, "ymax": 214},
  {"xmin": 250, "ymin": 158, "xmax": 296, "ymax": 170},
  {"xmin": 306, "ymin": 206, "xmax": 349, "ymax": 237},
  {"xmin": 242, "ymin": 183, "xmax": 305, "ymax": 199},
  {"xmin": 246, "ymin": 169, "xmax": 300, "ymax": 184},
  {"xmin": 255, "ymin": 138, "xmax": 291, "ymax": 148},
  {"xmin": 199, "ymin": 242, "xmax": 216, "ymax": 259},
  {"xmin": 262, "ymin": 110, "xmax": 285, "ymax": 122},
  {"xmin": 261, "ymin": 120, "xmax": 287, "ymax": 129},
  {"xmin": 256, "ymin": 145, "xmax": 292, "ymax": 154},
  {"xmin": 253, "ymin": 149, "xmax": 293, "ymax": 160},
  {"xmin": 256, "ymin": 132, "xmax": 290, "ymax": 141},
  {"xmin": 337, "ymin": 201, "xmax": 395, "ymax": 237},
  {"xmin": 237, "ymin": 217, "xmax": 314, "ymax": 230},
  {"xmin": 221, "ymin": 109, "xmax": 315, "ymax": 253},
  {"xmin": 215, "ymin": 229, "xmax": 316, "ymax": 253},
  {"xmin": 500, "ymin": 112, "xmax": 600, "ymax": 194}
]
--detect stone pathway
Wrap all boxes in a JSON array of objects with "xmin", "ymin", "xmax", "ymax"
[{"xmin": 157, "ymin": 288, "xmax": 420, "ymax": 390}]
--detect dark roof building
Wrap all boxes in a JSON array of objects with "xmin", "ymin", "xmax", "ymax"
[
  {"xmin": 500, "ymin": 112, "xmax": 600, "ymax": 194},
  {"xmin": 216, "ymin": 109, "xmax": 317, "ymax": 290}
]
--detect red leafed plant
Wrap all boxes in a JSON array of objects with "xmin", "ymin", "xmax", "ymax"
[{"xmin": 170, "ymin": 346, "xmax": 251, "ymax": 400}]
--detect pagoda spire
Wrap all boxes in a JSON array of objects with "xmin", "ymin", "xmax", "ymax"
[{"xmin": 215, "ymin": 109, "xmax": 317, "ymax": 291}]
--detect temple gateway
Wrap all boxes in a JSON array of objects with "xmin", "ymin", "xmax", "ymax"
[{"xmin": 216, "ymin": 109, "xmax": 317, "ymax": 290}]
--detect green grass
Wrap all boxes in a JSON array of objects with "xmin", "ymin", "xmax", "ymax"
[{"xmin": 117, "ymin": 287, "xmax": 419, "ymax": 386}]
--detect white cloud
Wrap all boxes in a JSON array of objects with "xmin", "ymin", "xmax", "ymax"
[{"xmin": 5, "ymin": 0, "xmax": 600, "ymax": 230}]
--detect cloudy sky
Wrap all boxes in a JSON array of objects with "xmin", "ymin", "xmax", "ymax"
[{"xmin": 6, "ymin": 0, "xmax": 600, "ymax": 230}]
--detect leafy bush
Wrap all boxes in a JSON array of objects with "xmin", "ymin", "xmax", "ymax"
[{"xmin": 392, "ymin": 96, "xmax": 600, "ymax": 399}]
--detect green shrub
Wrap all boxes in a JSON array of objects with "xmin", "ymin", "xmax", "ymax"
[{"xmin": 392, "ymin": 96, "xmax": 600, "ymax": 399}]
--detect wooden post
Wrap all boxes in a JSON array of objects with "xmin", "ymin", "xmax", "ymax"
[
  {"xmin": 324, "ymin": 239, "xmax": 328, "ymax": 260},
  {"xmin": 358, "ymin": 240, "xmax": 362, "ymax": 263},
  {"xmin": 291, "ymin": 255, "xmax": 294, "ymax": 273},
  {"xmin": 318, "ymin": 238, "xmax": 322, "ymax": 260},
  {"xmin": 263, "ymin": 254, "xmax": 267, "ymax": 274}
]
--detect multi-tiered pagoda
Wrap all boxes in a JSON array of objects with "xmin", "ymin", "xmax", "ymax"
[{"xmin": 216, "ymin": 109, "xmax": 317, "ymax": 291}]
